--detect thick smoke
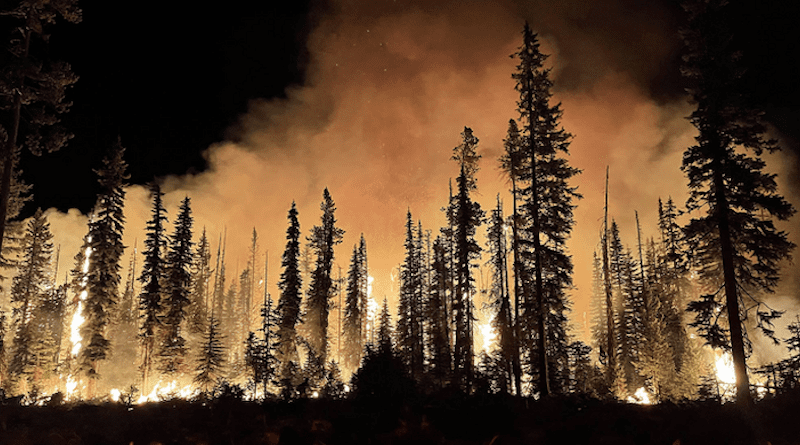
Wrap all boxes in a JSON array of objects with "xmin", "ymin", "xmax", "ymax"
[{"xmin": 40, "ymin": 0, "xmax": 797, "ymax": 352}]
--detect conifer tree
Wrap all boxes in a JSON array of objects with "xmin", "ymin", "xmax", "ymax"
[
  {"xmin": 188, "ymin": 228, "xmax": 211, "ymax": 335},
  {"xmin": 79, "ymin": 141, "xmax": 128, "ymax": 380},
  {"xmin": 0, "ymin": 0, "xmax": 81, "ymax": 257},
  {"xmin": 681, "ymin": 0, "xmax": 796, "ymax": 406},
  {"xmin": 158, "ymin": 197, "xmax": 194, "ymax": 375},
  {"xmin": 277, "ymin": 202, "xmax": 303, "ymax": 382},
  {"xmin": 378, "ymin": 297, "xmax": 393, "ymax": 355},
  {"xmin": 0, "ymin": 168, "xmax": 33, "ymax": 280},
  {"xmin": 342, "ymin": 236, "xmax": 367, "ymax": 375},
  {"xmin": 305, "ymin": 189, "xmax": 344, "ymax": 363},
  {"xmin": 512, "ymin": 23, "xmax": 580, "ymax": 396},
  {"xmin": 426, "ymin": 236, "xmax": 451, "ymax": 385},
  {"xmin": 8, "ymin": 209, "xmax": 53, "ymax": 390},
  {"xmin": 194, "ymin": 314, "xmax": 226, "ymax": 393},
  {"xmin": 397, "ymin": 210, "xmax": 424, "ymax": 379},
  {"xmin": 450, "ymin": 128, "xmax": 484, "ymax": 389},
  {"xmin": 138, "ymin": 183, "xmax": 168, "ymax": 388}
]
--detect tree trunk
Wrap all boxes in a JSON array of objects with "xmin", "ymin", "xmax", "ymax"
[{"xmin": 712, "ymin": 155, "xmax": 753, "ymax": 407}]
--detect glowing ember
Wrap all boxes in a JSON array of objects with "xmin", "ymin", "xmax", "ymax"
[{"xmin": 627, "ymin": 387, "xmax": 652, "ymax": 405}]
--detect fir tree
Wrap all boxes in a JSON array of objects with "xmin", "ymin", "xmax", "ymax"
[
  {"xmin": 342, "ymin": 236, "xmax": 367, "ymax": 375},
  {"xmin": 378, "ymin": 297, "xmax": 393, "ymax": 355},
  {"xmin": 512, "ymin": 23, "xmax": 580, "ymax": 396},
  {"xmin": 194, "ymin": 314, "xmax": 226, "ymax": 393},
  {"xmin": 158, "ymin": 197, "xmax": 194, "ymax": 375},
  {"xmin": 8, "ymin": 209, "xmax": 53, "ymax": 390},
  {"xmin": 0, "ymin": 0, "xmax": 81, "ymax": 257},
  {"xmin": 276, "ymin": 202, "xmax": 303, "ymax": 383},
  {"xmin": 397, "ymin": 210, "xmax": 424, "ymax": 379},
  {"xmin": 305, "ymin": 189, "xmax": 344, "ymax": 363},
  {"xmin": 450, "ymin": 128, "xmax": 484, "ymax": 390},
  {"xmin": 79, "ymin": 141, "xmax": 128, "ymax": 381},
  {"xmin": 138, "ymin": 183, "xmax": 168, "ymax": 388},
  {"xmin": 681, "ymin": 0, "xmax": 796, "ymax": 406},
  {"xmin": 426, "ymin": 236, "xmax": 451, "ymax": 386}
]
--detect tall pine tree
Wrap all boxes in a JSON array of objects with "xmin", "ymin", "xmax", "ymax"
[
  {"xmin": 681, "ymin": 0, "xmax": 796, "ymax": 406},
  {"xmin": 276, "ymin": 202, "xmax": 303, "ymax": 383},
  {"xmin": 138, "ymin": 183, "xmax": 168, "ymax": 388},
  {"xmin": 79, "ymin": 140, "xmax": 128, "ymax": 381},
  {"xmin": 158, "ymin": 197, "xmax": 194, "ymax": 375},
  {"xmin": 305, "ymin": 189, "xmax": 344, "ymax": 364},
  {"xmin": 512, "ymin": 23, "xmax": 580, "ymax": 396}
]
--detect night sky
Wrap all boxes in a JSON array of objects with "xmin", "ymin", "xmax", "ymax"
[{"xmin": 13, "ymin": 0, "xmax": 800, "ymax": 342}]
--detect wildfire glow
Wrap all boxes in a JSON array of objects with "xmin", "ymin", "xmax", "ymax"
[
  {"xmin": 715, "ymin": 353, "xmax": 736, "ymax": 385},
  {"xmin": 627, "ymin": 387, "xmax": 652, "ymax": 405},
  {"xmin": 70, "ymin": 243, "xmax": 92, "ymax": 357},
  {"xmin": 65, "ymin": 376, "xmax": 78, "ymax": 399},
  {"xmin": 477, "ymin": 313, "xmax": 497, "ymax": 354},
  {"xmin": 136, "ymin": 380, "xmax": 196, "ymax": 404},
  {"xmin": 110, "ymin": 388, "xmax": 121, "ymax": 402}
]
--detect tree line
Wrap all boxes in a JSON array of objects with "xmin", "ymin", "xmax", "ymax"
[{"xmin": 0, "ymin": 0, "xmax": 796, "ymax": 406}]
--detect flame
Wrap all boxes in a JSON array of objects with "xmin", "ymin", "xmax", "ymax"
[
  {"xmin": 110, "ymin": 388, "xmax": 121, "ymax": 402},
  {"xmin": 70, "ymin": 243, "xmax": 92, "ymax": 357},
  {"xmin": 627, "ymin": 387, "xmax": 652, "ymax": 405},
  {"xmin": 136, "ymin": 380, "xmax": 196, "ymax": 404},
  {"xmin": 715, "ymin": 353, "xmax": 736, "ymax": 385},
  {"xmin": 65, "ymin": 376, "xmax": 78, "ymax": 399},
  {"xmin": 477, "ymin": 313, "xmax": 497, "ymax": 354}
]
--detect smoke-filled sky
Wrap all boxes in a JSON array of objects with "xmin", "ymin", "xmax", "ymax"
[{"xmin": 16, "ymin": 0, "xmax": 800, "ymax": 343}]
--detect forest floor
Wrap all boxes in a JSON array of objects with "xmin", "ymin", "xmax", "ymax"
[{"xmin": 2, "ymin": 390, "xmax": 799, "ymax": 445}]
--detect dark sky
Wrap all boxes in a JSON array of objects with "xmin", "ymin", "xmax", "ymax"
[
  {"xmin": 21, "ymin": 0, "xmax": 314, "ymax": 214},
  {"xmin": 18, "ymin": 0, "xmax": 800, "ymax": 217}
]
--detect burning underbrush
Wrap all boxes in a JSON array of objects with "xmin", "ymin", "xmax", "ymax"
[{"xmin": 3, "ymin": 386, "xmax": 800, "ymax": 445}]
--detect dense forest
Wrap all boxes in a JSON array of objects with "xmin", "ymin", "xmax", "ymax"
[{"xmin": 0, "ymin": 0, "xmax": 798, "ymax": 432}]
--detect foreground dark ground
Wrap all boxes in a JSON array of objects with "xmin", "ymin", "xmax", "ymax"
[{"xmin": 2, "ymin": 390, "xmax": 800, "ymax": 445}]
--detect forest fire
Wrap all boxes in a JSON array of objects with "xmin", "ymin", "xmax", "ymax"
[{"xmin": 69, "ymin": 243, "xmax": 92, "ymax": 358}]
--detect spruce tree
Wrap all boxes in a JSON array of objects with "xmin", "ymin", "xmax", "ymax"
[
  {"xmin": 305, "ymin": 189, "xmax": 344, "ymax": 363},
  {"xmin": 8, "ymin": 209, "xmax": 53, "ymax": 390},
  {"xmin": 450, "ymin": 128, "xmax": 484, "ymax": 389},
  {"xmin": 194, "ymin": 314, "xmax": 226, "ymax": 393},
  {"xmin": 79, "ymin": 140, "xmax": 128, "ymax": 381},
  {"xmin": 426, "ymin": 236, "xmax": 451, "ymax": 386},
  {"xmin": 138, "ymin": 183, "xmax": 168, "ymax": 388},
  {"xmin": 512, "ymin": 23, "xmax": 580, "ymax": 396},
  {"xmin": 378, "ymin": 298, "xmax": 393, "ymax": 355},
  {"xmin": 158, "ymin": 197, "xmax": 194, "ymax": 375},
  {"xmin": 397, "ymin": 210, "xmax": 424, "ymax": 379},
  {"xmin": 342, "ymin": 236, "xmax": 367, "ymax": 375},
  {"xmin": 276, "ymin": 202, "xmax": 303, "ymax": 383},
  {"xmin": 681, "ymin": 0, "xmax": 796, "ymax": 406},
  {"xmin": 0, "ymin": 0, "xmax": 80, "ymax": 257}
]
